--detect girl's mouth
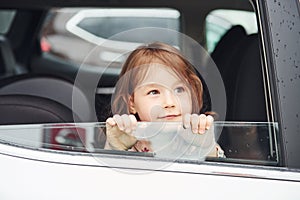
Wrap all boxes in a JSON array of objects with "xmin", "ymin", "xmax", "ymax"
[{"xmin": 157, "ymin": 114, "xmax": 181, "ymax": 120}]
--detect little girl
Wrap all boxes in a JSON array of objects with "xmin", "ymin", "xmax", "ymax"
[{"xmin": 105, "ymin": 42, "xmax": 223, "ymax": 157}]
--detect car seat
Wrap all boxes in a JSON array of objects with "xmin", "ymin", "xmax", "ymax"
[
  {"xmin": 0, "ymin": 94, "xmax": 75, "ymax": 125},
  {"xmin": 211, "ymin": 25, "xmax": 248, "ymax": 120},
  {"xmin": 231, "ymin": 34, "xmax": 267, "ymax": 121},
  {"xmin": 0, "ymin": 74, "xmax": 94, "ymax": 122}
]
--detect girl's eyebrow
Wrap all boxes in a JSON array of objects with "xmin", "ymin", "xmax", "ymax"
[
  {"xmin": 137, "ymin": 80, "xmax": 186, "ymax": 90},
  {"xmin": 136, "ymin": 82, "xmax": 161, "ymax": 89},
  {"xmin": 144, "ymin": 83, "xmax": 160, "ymax": 87},
  {"xmin": 173, "ymin": 80, "xmax": 185, "ymax": 86},
  {"xmin": 134, "ymin": 83, "xmax": 160, "ymax": 92}
]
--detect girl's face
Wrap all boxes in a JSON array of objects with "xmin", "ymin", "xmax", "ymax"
[{"xmin": 129, "ymin": 64, "xmax": 192, "ymax": 122}]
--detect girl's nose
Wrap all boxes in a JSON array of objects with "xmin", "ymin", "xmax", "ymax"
[{"xmin": 163, "ymin": 90, "xmax": 176, "ymax": 108}]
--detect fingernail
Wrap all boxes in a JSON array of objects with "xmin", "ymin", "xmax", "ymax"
[
  {"xmin": 192, "ymin": 129, "xmax": 198, "ymax": 134},
  {"xmin": 125, "ymin": 128, "xmax": 131, "ymax": 133},
  {"xmin": 199, "ymin": 129, "xmax": 205, "ymax": 134}
]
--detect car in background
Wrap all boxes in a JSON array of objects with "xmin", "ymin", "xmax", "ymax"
[
  {"xmin": 0, "ymin": 0, "xmax": 299, "ymax": 199},
  {"xmin": 41, "ymin": 8, "xmax": 180, "ymax": 68}
]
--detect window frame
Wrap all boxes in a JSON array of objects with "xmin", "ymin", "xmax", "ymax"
[{"xmin": 256, "ymin": 0, "xmax": 300, "ymax": 168}]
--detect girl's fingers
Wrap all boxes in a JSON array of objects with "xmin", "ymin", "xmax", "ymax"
[
  {"xmin": 198, "ymin": 114, "xmax": 207, "ymax": 134},
  {"xmin": 183, "ymin": 113, "xmax": 191, "ymax": 129},
  {"xmin": 185, "ymin": 114, "xmax": 214, "ymax": 134},
  {"xmin": 113, "ymin": 114, "xmax": 137, "ymax": 133},
  {"xmin": 191, "ymin": 114, "xmax": 199, "ymax": 133},
  {"xmin": 205, "ymin": 115, "xmax": 214, "ymax": 130},
  {"xmin": 129, "ymin": 114, "xmax": 138, "ymax": 130},
  {"xmin": 121, "ymin": 114, "xmax": 136, "ymax": 133},
  {"xmin": 113, "ymin": 114, "xmax": 124, "ymax": 131},
  {"xmin": 106, "ymin": 117, "xmax": 116, "ymax": 127},
  {"xmin": 183, "ymin": 114, "xmax": 192, "ymax": 129}
]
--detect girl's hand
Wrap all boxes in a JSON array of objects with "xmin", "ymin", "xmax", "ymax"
[
  {"xmin": 183, "ymin": 114, "xmax": 214, "ymax": 134},
  {"xmin": 105, "ymin": 114, "xmax": 138, "ymax": 150}
]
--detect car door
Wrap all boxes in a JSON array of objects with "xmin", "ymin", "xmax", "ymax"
[{"xmin": 0, "ymin": 0, "xmax": 300, "ymax": 199}]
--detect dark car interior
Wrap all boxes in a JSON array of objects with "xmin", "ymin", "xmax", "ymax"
[{"xmin": 0, "ymin": 0, "xmax": 274, "ymax": 163}]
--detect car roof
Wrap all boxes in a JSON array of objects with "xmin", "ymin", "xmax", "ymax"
[{"xmin": 0, "ymin": 0, "xmax": 254, "ymax": 9}]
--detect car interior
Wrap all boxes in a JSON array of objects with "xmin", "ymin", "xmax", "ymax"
[{"xmin": 0, "ymin": 0, "xmax": 275, "ymax": 163}]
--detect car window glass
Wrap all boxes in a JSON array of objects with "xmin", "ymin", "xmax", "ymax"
[{"xmin": 0, "ymin": 122, "xmax": 279, "ymax": 166}]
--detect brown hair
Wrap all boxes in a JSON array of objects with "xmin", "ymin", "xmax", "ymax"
[{"xmin": 111, "ymin": 42, "xmax": 204, "ymax": 116}]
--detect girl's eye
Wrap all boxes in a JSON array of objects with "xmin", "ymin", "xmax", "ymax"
[
  {"xmin": 174, "ymin": 86, "xmax": 185, "ymax": 94},
  {"xmin": 147, "ymin": 90, "xmax": 160, "ymax": 95}
]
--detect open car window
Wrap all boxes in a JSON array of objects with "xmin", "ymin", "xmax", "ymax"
[
  {"xmin": 2, "ymin": 0, "xmax": 297, "ymax": 171},
  {"xmin": 0, "ymin": 122, "xmax": 279, "ymax": 166}
]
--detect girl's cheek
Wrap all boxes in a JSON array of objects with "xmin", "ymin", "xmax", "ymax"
[
  {"xmin": 149, "ymin": 105, "xmax": 164, "ymax": 121},
  {"xmin": 138, "ymin": 102, "xmax": 161, "ymax": 121},
  {"xmin": 137, "ymin": 109, "xmax": 152, "ymax": 121},
  {"xmin": 180, "ymin": 95, "xmax": 192, "ymax": 113}
]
